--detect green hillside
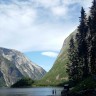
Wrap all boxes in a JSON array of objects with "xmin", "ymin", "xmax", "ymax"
[{"xmin": 37, "ymin": 30, "xmax": 77, "ymax": 86}]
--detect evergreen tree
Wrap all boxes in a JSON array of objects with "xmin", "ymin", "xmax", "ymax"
[
  {"xmin": 76, "ymin": 7, "xmax": 89, "ymax": 78},
  {"xmin": 90, "ymin": 0, "xmax": 96, "ymax": 36},
  {"xmin": 67, "ymin": 37, "xmax": 80, "ymax": 82},
  {"xmin": 67, "ymin": 0, "xmax": 96, "ymax": 84},
  {"xmin": 87, "ymin": 16, "xmax": 92, "ymax": 74},
  {"xmin": 88, "ymin": 0, "xmax": 96, "ymax": 74}
]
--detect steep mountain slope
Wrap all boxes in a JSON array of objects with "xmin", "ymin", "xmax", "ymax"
[
  {"xmin": 40, "ymin": 30, "xmax": 77, "ymax": 86},
  {"xmin": 0, "ymin": 47, "xmax": 46, "ymax": 87}
]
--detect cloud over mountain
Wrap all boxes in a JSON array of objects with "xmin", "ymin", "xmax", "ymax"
[
  {"xmin": 0, "ymin": 0, "xmax": 91, "ymax": 52},
  {"xmin": 41, "ymin": 52, "xmax": 58, "ymax": 58}
]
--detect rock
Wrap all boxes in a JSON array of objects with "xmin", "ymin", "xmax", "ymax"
[{"xmin": 0, "ymin": 47, "xmax": 46, "ymax": 87}]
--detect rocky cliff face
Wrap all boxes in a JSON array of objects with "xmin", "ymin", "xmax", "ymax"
[{"xmin": 0, "ymin": 47, "xmax": 46, "ymax": 87}]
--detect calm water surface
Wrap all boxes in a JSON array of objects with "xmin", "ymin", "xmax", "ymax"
[{"xmin": 0, "ymin": 87, "xmax": 63, "ymax": 96}]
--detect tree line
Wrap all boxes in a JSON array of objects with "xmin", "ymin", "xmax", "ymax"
[{"xmin": 67, "ymin": 0, "xmax": 96, "ymax": 83}]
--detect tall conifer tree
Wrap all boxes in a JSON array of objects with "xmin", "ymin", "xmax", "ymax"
[
  {"xmin": 76, "ymin": 7, "xmax": 89, "ymax": 78},
  {"xmin": 88, "ymin": 0, "xmax": 96, "ymax": 74},
  {"xmin": 67, "ymin": 0, "xmax": 96, "ymax": 83},
  {"xmin": 67, "ymin": 37, "xmax": 80, "ymax": 82}
]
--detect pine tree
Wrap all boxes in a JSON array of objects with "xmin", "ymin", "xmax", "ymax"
[
  {"xmin": 90, "ymin": 0, "xmax": 96, "ymax": 35},
  {"xmin": 87, "ymin": 16, "xmax": 92, "ymax": 74},
  {"xmin": 76, "ymin": 7, "xmax": 89, "ymax": 78},
  {"xmin": 67, "ymin": 37, "xmax": 80, "ymax": 82},
  {"xmin": 88, "ymin": 0, "xmax": 96, "ymax": 74},
  {"xmin": 67, "ymin": 0, "xmax": 96, "ymax": 83}
]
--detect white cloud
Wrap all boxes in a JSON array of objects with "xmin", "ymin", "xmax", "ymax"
[
  {"xmin": 62, "ymin": 0, "xmax": 92, "ymax": 11},
  {"xmin": 33, "ymin": 0, "xmax": 60, "ymax": 8},
  {"xmin": 33, "ymin": 0, "xmax": 91, "ymax": 17},
  {"xmin": 51, "ymin": 6, "xmax": 68, "ymax": 17},
  {"xmin": 41, "ymin": 52, "xmax": 58, "ymax": 58},
  {"xmin": 0, "ymin": 4, "xmax": 37, "ymax": 25},
  {"xmin": 0, "ymin": 0, "xmax": 92, "ymax": 52}
]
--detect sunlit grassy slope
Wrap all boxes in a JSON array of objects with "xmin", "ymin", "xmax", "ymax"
[{"xmin": 36, "ymin": 30, "xmax": 77, "ymax": 86}]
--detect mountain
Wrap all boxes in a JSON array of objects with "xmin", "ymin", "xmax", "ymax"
[
  {"xmin": 39, "ymin": 30, "xmax": 77, "ymax": 86},
  {"xmin": 0, "ymin": 47, "xmax": 46, "ymax": 87}
]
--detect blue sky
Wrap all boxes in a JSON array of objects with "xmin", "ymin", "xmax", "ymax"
[
  {"xmin": 0, "ymin": 0, "xmax": 92, "ymax": 71},
  {"xmin": 24, "ymin": 51, "xmax": 58, "ymax": 71}
]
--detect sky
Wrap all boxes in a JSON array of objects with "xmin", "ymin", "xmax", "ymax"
[{"xmin": 0, "ymin": 0, "xmax": 92, "ymax": 71}]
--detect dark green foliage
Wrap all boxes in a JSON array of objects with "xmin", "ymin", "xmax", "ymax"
[
  {"xmin": 67, "ymin": 37, "xmax": 80, "ymax": 82},
  {"xmin": 76, "ymin": 7, "xmax": 89, "ymax": 78},
  {"xmin": 72, "ymin": 76, "xmax": 96, "ymax": 92},
  {"xmin": 11, "ymin": 77, "xmax": 34, "ymax": 88},
  {"xmin": 67, "ymin": 0, "xmax": 96, "ymax": 86},
  {"xmin": 88, "ymin": 0, "xmax": 96, "ymax": 74},
  {"xmin": 67, "ymin": 7, "xmax": 89, "ymax": 84}
]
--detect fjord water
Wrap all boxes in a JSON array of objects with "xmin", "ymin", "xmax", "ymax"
[{"xmin": 0, "ymin": 87, "xmax": 63, "ymax": 96}]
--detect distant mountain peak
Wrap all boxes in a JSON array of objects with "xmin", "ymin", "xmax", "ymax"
[{"xmin": 0, "ymin": 47, "xmax": 46, "ymax": 87}]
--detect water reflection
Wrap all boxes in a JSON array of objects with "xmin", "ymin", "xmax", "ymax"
[
  {"xmin": 0, "ymin": 94, "xmax": 26, "ymax": 96},
  {"xmin": 0, "ymin": 87, "xmax": 63, "ymax": 96}
]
